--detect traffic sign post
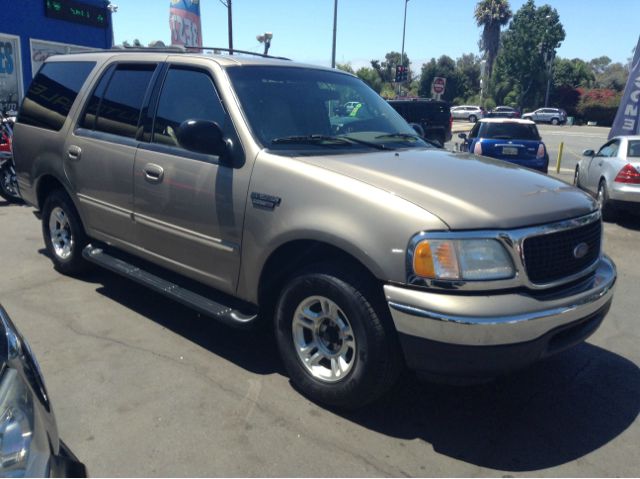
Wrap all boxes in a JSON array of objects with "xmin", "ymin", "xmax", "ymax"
[{"xmin": 431, "ymin": 77, "xmax": 446, "ymax": 101}]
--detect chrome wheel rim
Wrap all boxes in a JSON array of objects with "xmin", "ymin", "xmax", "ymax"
[
  {"xmin": 49, "ymin": 207, "xmax": 73, "ymax": 260},
  {"xmin": 597, "ymin": 185, "xmax": 605, "ymax": 208},
  {"xmin": 292, "ymin": 296, "xmax": 356, "ymax": 383}
]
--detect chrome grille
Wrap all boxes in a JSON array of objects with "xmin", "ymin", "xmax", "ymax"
[{"xmin": 523, "ymin": 219, "xmax": 601, "ymax": 284}]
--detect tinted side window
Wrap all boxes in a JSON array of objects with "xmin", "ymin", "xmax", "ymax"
[
  {"xmin": 152, "ymin": 68, "xmax": 226, "ymax": 148},
  {"xmin": 18, "ymin": 61, "xmax": 95, "ymax": 131},
  {"xmin": 79, "ymin": 65, "xmax": 114, "ymax": 130},
  {"xmin": 95, "ymin": 64, "xmax": 156, "ymax": 139}
]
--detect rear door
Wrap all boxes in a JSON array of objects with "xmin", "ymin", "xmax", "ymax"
[
  {"xmin": 133, "ymin": 61, "xmax": 249, "ymax": 293},
  {"xmin": 67, "ymin": 62, "xmax": 160, "ymax": 244}
]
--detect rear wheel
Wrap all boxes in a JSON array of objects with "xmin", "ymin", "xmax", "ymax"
[
  {"xmin": 551, "ymin": 118, "xmax": 559, "ymax": 125},
  {"xmin": 42, "ymin": 189, "xmax": 90, "ymax": 274},
  {"xmin": 274, "ymin": 264, "xmax": 402, "ymax": 409},
  {"xmin": 468, "ymin": 115, "xmax": 477, "ymax": 123},
  {"xmin": 597, "ymin": 179, "xmax": 617, "ymax": 222}
]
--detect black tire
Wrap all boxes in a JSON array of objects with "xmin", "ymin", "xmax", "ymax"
[
  {"xmin": 597, "ymin": 180, "xmax": 617, "ymax": 222},
  {"xmin": 274, "ymin": 264, "xmax": 402, "ymax": 409},
  {"xmin": 0, "ymin": 163, "xmax": 22, "ymax": 203},
  {"xmin": 468, "ymin": 115, "xmax": 477, "ymax": 123},
  {"xmin": 551, "ymin": 118, "xmax": 559, "ymax": 125},
  {"xmin": 573, "ymin": 166, "xmax": 580, "ymax": 187},
  {"xmin": 41, "ymin": 189, "xmax": 90, "ymax": 274}
]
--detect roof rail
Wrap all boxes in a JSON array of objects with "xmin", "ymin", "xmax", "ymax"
[{"xmin": 108, "ymin": 44, "xmax": 291, "ymax": 61}]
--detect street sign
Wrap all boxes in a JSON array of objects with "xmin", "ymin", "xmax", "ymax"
[{"xmin": 432, "ymin": 77, "xmax": 446, "ymax": 95}]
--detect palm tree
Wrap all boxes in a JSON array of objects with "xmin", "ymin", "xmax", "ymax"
[{"xmin": 474, "ymin": 0, "xmax": 512, "ymax": 80}]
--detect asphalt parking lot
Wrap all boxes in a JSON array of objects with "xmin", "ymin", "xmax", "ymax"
[{"xmin": 1, "ymin": 133, "xmax": 639, "ymax": 475}]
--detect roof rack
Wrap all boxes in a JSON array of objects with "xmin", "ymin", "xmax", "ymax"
[{"xmin": 108, "ymin": 44, "xmax": 291, "ymax": 61}]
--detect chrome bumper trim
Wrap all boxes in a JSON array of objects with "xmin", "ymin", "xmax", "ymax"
[{"xmin": 385, "ymin": 255, "xmax": 616, "ymax": 346}]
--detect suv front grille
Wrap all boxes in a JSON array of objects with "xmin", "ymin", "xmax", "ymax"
[{"xmin": 523, "ymin": 219, "xmax": 601, "ymax": 284}]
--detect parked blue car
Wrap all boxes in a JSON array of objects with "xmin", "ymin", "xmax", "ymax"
[{"xmin": 459, "ymin": 118, "xmax": 549, "ymax": 173}]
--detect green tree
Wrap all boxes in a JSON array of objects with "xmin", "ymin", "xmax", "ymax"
[
  {"xmin": 336, "ymin": 63, "xmax": 355, "ymax": 74},
  {"xmin": 371, "ymin": 51, "xmax": 411, "ymax": 83},
  {"xmin": 418, "ymin": 55, "xmax": 464, "ymax": 102},
  {"xmin": 492, "ymin": 0, "xmax": 565, "ymax": 108},
  {"xmin": 474, "ymin": 0, "xmax": 512, "ymax": 80},
  {"xmin": 553, "ymin": 58, "xmax": 594, "ymax": 88},
  {"xmin": 356, "ymin": 67, "xmax": 383, "ymax": 93}
]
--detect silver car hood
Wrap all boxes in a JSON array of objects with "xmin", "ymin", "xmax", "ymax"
[{"xmin": 296, "ymin": 148, "xmax": 597, "ymax": 230}]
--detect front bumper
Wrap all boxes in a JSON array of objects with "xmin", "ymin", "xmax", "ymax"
[
  {"xmin": 385, "ymin": 255, "xmax": 616, "ymax": 377},
  {"xmin": 50, "ymin": 440, "xmax": 88, "ymax": 478}
]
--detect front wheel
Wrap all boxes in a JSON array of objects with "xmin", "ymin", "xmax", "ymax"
[
  {"xmin": 42, "ymin": 189, "xmax": 90, "ymax": 274},
  {"xmin": 275, "ymin": 265, "xmax": 402, "ymax": 409},
  {"xmin": 468, "ymin": 115, "xmax": 477, "ymax": 123},
  {"xmin": 573, "ymin": 166, "xmax": 580, "ymax": 187},
  {"xmin": 551, "ymin": 118, "xmax": 559, "ymax": 125}
]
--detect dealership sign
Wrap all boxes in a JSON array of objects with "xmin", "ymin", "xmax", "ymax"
[
  {"xmin": 609, "ymin": 36, "xmax": 640, "ymax": 139},
  {"xmin": 30, "ymin": 39, "xmax": 93, "ymax": 77},
  {"xmin": 0, "ymin": 34, "xmax": 23, "ymax": 113}
]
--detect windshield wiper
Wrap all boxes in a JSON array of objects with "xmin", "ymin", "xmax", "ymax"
[
  {"xmin": 374, "ymin": 132, "xmax": 420, "ymax": 141},
  {"xmin": 272, "ymin": 134, "xmax": 391, "ymax": 150}
]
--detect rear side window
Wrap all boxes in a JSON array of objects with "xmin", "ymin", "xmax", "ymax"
[
  {"xmin": 18, "ymin": 61, "xmax": 95, "ymax": 131},
  {"xmin": 628, "ymin": 140, "xmax": 640, "ymax": 158},
  {"xmin": 94, "ymin": 64, "xmax": 156, "ymax": 139}
]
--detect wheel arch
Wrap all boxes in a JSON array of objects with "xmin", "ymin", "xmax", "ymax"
[{"xmin": 256, "ymin": 239, "xmax": 384, "ymax": 324}]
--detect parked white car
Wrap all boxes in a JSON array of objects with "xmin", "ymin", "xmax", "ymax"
[{"xmin": 575, "ymin": 135, "xmax": 640, "ymax": 220}]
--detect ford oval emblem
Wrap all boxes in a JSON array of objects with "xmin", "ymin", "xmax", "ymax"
[{"xmin": 573, "ymin": 242, "xmax": 589, "ymax": 259}]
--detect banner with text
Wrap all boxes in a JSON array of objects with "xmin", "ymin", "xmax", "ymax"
[
  {"xmin": 609, "ymin": 36, "xmax": 640, "ymax": 139},
  {"xmin": 0, "ymin": 34, "xmax": 22, "ymax": 113},
  {"xmin": 169, "ymin": 0, "xmax": 202, "ymax": 48}
]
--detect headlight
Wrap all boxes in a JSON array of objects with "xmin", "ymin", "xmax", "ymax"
[
  {"xmin": 0, "ymin": 310, "xmax": 51, "ymax": 477},
  {"xmin": 412, "ymin": 238, "xmax": 514, "ymax": 281}
]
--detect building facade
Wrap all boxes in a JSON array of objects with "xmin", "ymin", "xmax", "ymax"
[{"xmin": 0, "ymin": 0, "xmax": 113, "ymax": 112}]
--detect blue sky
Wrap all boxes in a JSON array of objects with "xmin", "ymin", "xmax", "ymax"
[{"xmin": 113, "ymin": 0, "xmax": 639, "ymax": 70}]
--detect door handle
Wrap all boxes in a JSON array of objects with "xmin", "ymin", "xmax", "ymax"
[
  {"xmin": 143, "ymin": 164, "xmax": 164, "ymax": 183},
  {"xmin": 67, "ymin": 145, "xmax": 82, "ymax": 161}
]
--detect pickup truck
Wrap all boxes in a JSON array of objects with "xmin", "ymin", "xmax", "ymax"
[
  {"xmin": 13, "ymin": 49, "xmax": 616, "ymax": 409},
  {"xmin": 387, "ymin": 98, "xmax": 452, "ymax": 146}
]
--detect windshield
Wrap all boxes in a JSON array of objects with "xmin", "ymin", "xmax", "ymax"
[
  {"xmin": 478, "ymin": 122, "xmax": 540, "ymax": 140},
  {"xmin": 226, "ymin": 66, "xmax": 429, "ymax": 152}
]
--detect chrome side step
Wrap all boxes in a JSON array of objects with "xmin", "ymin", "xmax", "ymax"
[{"xmin": 82, "ymin": 244, "xmax": 257, "ymax": 328}]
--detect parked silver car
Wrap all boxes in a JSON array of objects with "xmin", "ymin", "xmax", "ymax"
[
  {"xmin": 575, "ymin": 135, "xmax": 640, "ymax": 220},
  {"xmin": 522, "ymin": 107, "xmax": 567, "ymax": 125},
  {"xmin": 451, "ymin": 105, "xmax": 484, "ymax": 122}
]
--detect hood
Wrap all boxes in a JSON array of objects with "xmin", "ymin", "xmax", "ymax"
[{"xmin": 296, "ymin": 148, "xmax": 597, "ymax": 230}]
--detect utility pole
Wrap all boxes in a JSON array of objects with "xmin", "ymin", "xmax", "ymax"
[
  {"xmin": 331, "ymin": 0, "xmax": 338, "ymax": 68},
  {"xmin": 228, "ymin": 0, "xmax": 233, "ymax": 54},
  {"xmin": 397, "ymin": 0, "xmax": 409, "ymax": 96}
]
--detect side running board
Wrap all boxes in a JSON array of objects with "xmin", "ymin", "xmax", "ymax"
[{"xmin": 82, "ymin": 244, "xmax": 257, "ymax": 329}]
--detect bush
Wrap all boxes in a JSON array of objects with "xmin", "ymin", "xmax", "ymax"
[
  {"xmin": 575, "ymin": 88, "xmax": 621, "ymax": 126},
  {"xmin": 483, "ymin": 97, "xmax": 496, "ymax": 110}
]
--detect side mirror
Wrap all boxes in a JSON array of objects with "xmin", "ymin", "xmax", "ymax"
[
  {"xmin": 458, "ymin": 132, "xmax": 467, "ymax": 140},
  {"xmin": 176, "ymin": 120, "xmax": 227, "ymax": 157},
  {"xmin": 582, "ymin": 149, "xmax": 595, "ymax": 157},
  {"xmin": 409, "ymin": 123, "xmax": 425, "ymax": 137}
]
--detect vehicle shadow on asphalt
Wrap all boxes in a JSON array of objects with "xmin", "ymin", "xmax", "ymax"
[
  {"xmin": 67, "ymin": 261, "xmax": 639, "ymax": 472},
  {"xmin": 611, "ymin": 214, "xmax": 640, "ymax": 231},
  {"xmin": 82, "ymin": 267, "xmax": 285, "ymax": 376},
  {"xmin": 343, "ymin": 343, "xmax": 640, "ymax": 472}
]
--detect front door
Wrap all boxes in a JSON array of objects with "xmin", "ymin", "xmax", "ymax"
[{"xmin": 133, "ymin": 64, "xmax": 249, "ymax": 294}]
